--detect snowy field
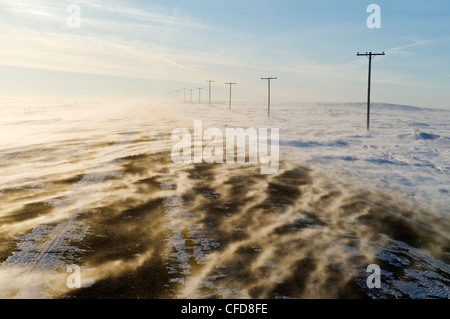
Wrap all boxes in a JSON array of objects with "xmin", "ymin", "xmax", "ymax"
[
  {"xmin": 0, "ymin": 97, "xmax": 448, "ymax": 299},
  {"xmin": 170, "ymin": 100, "xmax": 450, "ymax": 215}
]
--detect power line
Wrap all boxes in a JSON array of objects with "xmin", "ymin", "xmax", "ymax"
[
  {"xmin": 261, "ymin": 77, "xmax": 277, "ymax": 117},
  {"xmin": 357, "ymin": 51, "xmax": 385, "ymax": 131}
]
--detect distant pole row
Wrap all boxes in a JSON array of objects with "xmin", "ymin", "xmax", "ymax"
[
  {"xmin": 168, "ymin": 51, "xmax": 385, "ymax": 129},
  {"xmin": 169, "ymin": 77, "xmax": 278, "ymax": 117},
  {"xmin": 169, "ymin": 88, "xmax": 203, "ymax": 104}
]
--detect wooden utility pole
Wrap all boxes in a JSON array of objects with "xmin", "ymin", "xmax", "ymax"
[
  {"xmin": 261, "ymin": 77, "xmax": 277, "ymax": 117},
  {"xmin": 225, "ymin": 82, "xmax": 236, "ymax": 111},
  {"xmin": 189, "ymin": 89, "xmax": 194, "ymax": 103},
  {"xmin": 197, "ymin": 88, "xmax": 203, "ymax": 103},
  {"xmin": 183, "ymin": 88, "xmax": 187, "ymax": 102},
  {"xmin": 357, "ymin": 52, "xmax": 385, "ymax": 131},
  {"xmin": 206, "ymin": 80, "xmax": 214, "ymax": 106}
]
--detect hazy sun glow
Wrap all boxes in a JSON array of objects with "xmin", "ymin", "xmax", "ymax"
[{"xmin": 0, "ymin": 0, "xmax": 449, "ymax": 108}]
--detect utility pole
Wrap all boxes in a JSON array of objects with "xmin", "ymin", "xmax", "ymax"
[
  {"xmin": 206, "ymin": 80, "xmax": 214, "ymax": 106},
  {"xmin": 357, "ymin": 52, "xmax": 385, "ymax": 131},
  {"xmin": 189, "ymin": 89, "xmax": 194, "ymax": 103},
  {"xmin": 261, "ymin": 77, "xmax": 277, "ymax": 117},
  {"xmin": 183, "ymin": 88, "xmax": 187, "ymax": 102},
  {"xmin": 197, "ymin": 88, "xmax": 203, "ymax": 103},
  {"xmin": 225, "ymin": 82, "xmax": 236, "ymax": 111}
]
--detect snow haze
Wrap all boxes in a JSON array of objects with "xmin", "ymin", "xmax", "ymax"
[{"xmin": 169, "ymin": 100, "xmax": 450, "ymax": 215}]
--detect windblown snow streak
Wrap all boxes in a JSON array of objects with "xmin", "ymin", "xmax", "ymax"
[{"xmin": 0, "ymin": 99, "xmax": 448, "ymax": 298}]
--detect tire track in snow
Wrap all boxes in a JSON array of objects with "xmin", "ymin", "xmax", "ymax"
[{"xmin": 159, "ymin": 167, "xmax": 219, "ymax": 298}]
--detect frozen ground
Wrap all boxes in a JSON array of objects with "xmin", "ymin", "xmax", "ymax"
[
  {"xmin": 169, "ymin": 100, "xmax": 450, "ymax": 215},
  {"xmin": 0, "ymin": 97, "xmax": 448, "ymax": 299}
]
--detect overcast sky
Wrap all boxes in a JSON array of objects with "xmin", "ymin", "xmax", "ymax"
[{"xmin": 0, "ymin": 0, "xmax": 449, "ymax": 109}]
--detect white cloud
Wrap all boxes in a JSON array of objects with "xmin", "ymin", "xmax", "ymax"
[
  {"xmin": 0, "ymin": 1, "xmax": 227, "ymax": 82},
  {"xmin": 384, "ymin": 37, "xmax": 450, "ymax": 55},
  {"xmin": 0, "ymin": 1, "xmax": 339, "ymax": 85}
]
